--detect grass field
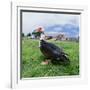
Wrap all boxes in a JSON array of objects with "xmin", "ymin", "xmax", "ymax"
[{"xmin": 21, "ymin": 37, "xmax": 79, "ymax": 78}]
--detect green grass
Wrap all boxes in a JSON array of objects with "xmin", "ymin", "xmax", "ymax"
[{"xmin": 21, "ymin": 38, "xmax": 79, "ymax": 78}]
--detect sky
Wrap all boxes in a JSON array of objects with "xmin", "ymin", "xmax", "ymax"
[{"xmin": 22, "ymin": 12, "xmax": 80, "ymax": 37}]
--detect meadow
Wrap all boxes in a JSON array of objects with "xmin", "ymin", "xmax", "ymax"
[{"xmin": 21, "ymin": 38, "xmax": 79, "ymax": 78}]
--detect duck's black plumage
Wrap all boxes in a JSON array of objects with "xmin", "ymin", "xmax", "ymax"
[{"xmin": 40, "ymin": 40, "xmax": 70, "ymax": 64}]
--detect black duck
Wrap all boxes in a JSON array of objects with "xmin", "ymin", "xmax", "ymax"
[{"xmin": 40, "ymin": 40, "xmax": 70, "ymax": 65}]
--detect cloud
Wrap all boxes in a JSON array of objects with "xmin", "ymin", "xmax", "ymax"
[
  {"xmin": 22, "ymin": 12, "xmax": 80, "ymax": 37},
  {"xmin": 45, "ymin": 24, "xmax": 79, "ymax": 37}
]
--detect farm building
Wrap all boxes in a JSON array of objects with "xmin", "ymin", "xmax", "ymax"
[
  {"xmin": 45, "ymin": 36, "xmax": 53, "ymax": 40},
  {"xmin": 55, "ymin": 34, "xmax": 68, "ymax": 41}
]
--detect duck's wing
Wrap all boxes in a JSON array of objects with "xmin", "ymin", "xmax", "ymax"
[
  {"xmin": 46, "ymin": 42, "xmax": 63, "ymax": 52},
  {"xmin": 40, "ymin": 41, "xmax": 62, "ymax": 58},
  {"xmin": 47, "ymin": 42, "xmax": 69, "ymax": 56}
]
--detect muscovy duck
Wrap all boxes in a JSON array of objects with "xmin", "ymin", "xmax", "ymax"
[{"xmin": 39, "ymin": 33, "xmax": 70, "ymax": 65}]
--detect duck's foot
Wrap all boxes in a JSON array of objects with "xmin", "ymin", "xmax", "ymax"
[{"xmin": 41, "ymin": 60, "xmax": 50, "ymax": 65}]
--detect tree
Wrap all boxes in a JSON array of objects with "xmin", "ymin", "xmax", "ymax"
[
  {"xmin": 27, "ymin": 33, "xmax": 31, "ymax": 37},
  {"xmin": 32, "ymin": 31, "xmax": 44, "ymax": 38},
  {"xmin": 22, "ymin": 33, "xmax": 24, "ymax": 37}
]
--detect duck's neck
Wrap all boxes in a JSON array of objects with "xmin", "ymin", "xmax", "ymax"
[{"xmin": 39, "ymin": 33, "xmax": 45, "ymax": 47}]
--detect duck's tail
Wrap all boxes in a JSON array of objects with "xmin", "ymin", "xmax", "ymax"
[{"xmin": 61, "ymin": 53, "xmax": 70, "ymax": 65}]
